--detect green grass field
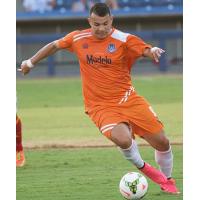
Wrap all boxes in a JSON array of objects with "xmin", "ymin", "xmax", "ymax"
[
  {"xmin": 16, "ymin": 75, "xmax": 183, "ymax": 199},
  {"xmin": 17, "ymin": 146, "xmax": 182, "ymax": 200}
]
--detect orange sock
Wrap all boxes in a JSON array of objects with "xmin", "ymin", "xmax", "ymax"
[{"xmin": 16, "ymin": 115, "xmax": 23, "ymax": 152}]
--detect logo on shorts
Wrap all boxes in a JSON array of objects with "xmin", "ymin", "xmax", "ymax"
[{"xmin": 107, "ymin": 43, "xmax": 116, "ymax": 53}]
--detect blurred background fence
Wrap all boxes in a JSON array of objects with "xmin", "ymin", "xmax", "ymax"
[{"xmin": 16, "ymin": 0, "xmax": 183, "ymax": 78}]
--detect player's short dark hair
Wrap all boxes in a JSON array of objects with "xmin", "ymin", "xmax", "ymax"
[{"xmin": 90, "ymin": 3, "xmax": 111, "ymax": 17}]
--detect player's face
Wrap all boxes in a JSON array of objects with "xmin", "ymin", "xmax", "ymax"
[{"xmin": 88, "ymin": 13, "xmax": 113, "ymax": 39}]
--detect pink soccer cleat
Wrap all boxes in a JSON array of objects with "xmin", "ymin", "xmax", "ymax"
[
  {"xmin": 139, "ymin": 162, "xmax": 180, "ymax": 194},
  {"xmin": 139, "ymin": 162, "xmax": 167, "ymax": 184},
  {"xmin": 160, "ymin": 178, "xmax": 180, "ymax": 194}
]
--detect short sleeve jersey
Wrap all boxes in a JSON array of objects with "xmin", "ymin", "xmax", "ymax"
[{"xmin": 57, "ymin": 28, "xmax": 151, "ymax": 112}]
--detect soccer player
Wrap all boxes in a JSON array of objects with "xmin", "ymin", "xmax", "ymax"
[
  {"xmin": 18, "ymin": 3, "xmax": 180, "ymax": 194},
  {"xmin": 16, "ymin": 115, "xmax": 25, "ymax": 167}
]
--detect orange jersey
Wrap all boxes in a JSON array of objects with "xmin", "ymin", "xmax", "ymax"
[{"xmin": 57, "ymin": 28, "xmax": 151, "ymax": 112}]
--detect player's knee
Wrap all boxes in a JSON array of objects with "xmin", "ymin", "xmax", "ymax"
[
  {"xmin": 111, "ymin": 123, "xmax": 132, "ymax": 149},
  {"xmin": 118, "ymin": 137, "xmax": 132, "ymax": 149},
  {"xmin": 157, "ymin": 137, "xmax": 170, "ymax": 151},
  {"xmin": 111, "ymin": 133, "xmax": 132, "ymax": 149}
]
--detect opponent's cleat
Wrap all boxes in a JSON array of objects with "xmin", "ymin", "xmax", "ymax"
[
  {"xmin": 160, "ymin": 178, "xmax": 180, "ymax": 194},
  {"xmin": 16, "ymin": 151, "xmax": 25, "ymax": 167}
]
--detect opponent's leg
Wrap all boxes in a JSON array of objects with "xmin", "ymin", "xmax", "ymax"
[
  {"xmin": 16, "ymin": 115, "xmax": 25, "ymax": 167},
  {"xmin": 16, "ymin": 115, "xmax": 23, "ymax": 152}
]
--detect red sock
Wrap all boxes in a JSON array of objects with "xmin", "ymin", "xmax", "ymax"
[{"xmin": 16, "ymin": 115, "xmax": 23, "ymax": 152}]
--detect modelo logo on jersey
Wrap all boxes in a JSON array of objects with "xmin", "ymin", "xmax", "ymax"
[
  {"xmin": 86, "ymin": 55, "xmax": 112, "ymax": 65},
  {"xmin": 107, "ymin": 43, "xmax": 116, "ymax": 53}
]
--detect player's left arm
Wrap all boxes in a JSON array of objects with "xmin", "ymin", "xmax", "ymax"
[
  {"xmin": 143, "ymin": 47, "xmax": 165, "ymax": 63},
  {"xmin": 126, "ymin": 35, "xmax": 165, "ymax": 63}
]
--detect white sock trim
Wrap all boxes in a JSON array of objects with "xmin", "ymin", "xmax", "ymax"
[{"xmin": 155, "ymin": 146, "xmax": 171, "ymax": 154}]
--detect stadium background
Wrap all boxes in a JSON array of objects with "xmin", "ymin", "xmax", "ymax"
[{"xmin": 16, "ymin": 0, "xmax": 183, "ymax": 77}]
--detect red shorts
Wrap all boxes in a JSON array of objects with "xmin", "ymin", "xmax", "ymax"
[{"xmin": 87, "ymin": 92, "xmax": 163, "ymax": 139}]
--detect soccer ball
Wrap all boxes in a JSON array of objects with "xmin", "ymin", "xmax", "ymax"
[{"xmin": 119, "ymin": 172, "xmax": 148, "ymax": 200}]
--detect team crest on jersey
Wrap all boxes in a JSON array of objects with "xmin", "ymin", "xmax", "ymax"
[{"xmin": 107, "ymin": 43, "xmax": 116, "ymax": 53}]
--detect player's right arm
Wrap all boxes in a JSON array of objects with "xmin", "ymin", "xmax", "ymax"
[
  {"xmin": 18, "ymin": 41, "xmax": 61, "ymax": 75},
  {"xmin": 18, "ymin": 31, "xmax": 78, "ymax": 75}
]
